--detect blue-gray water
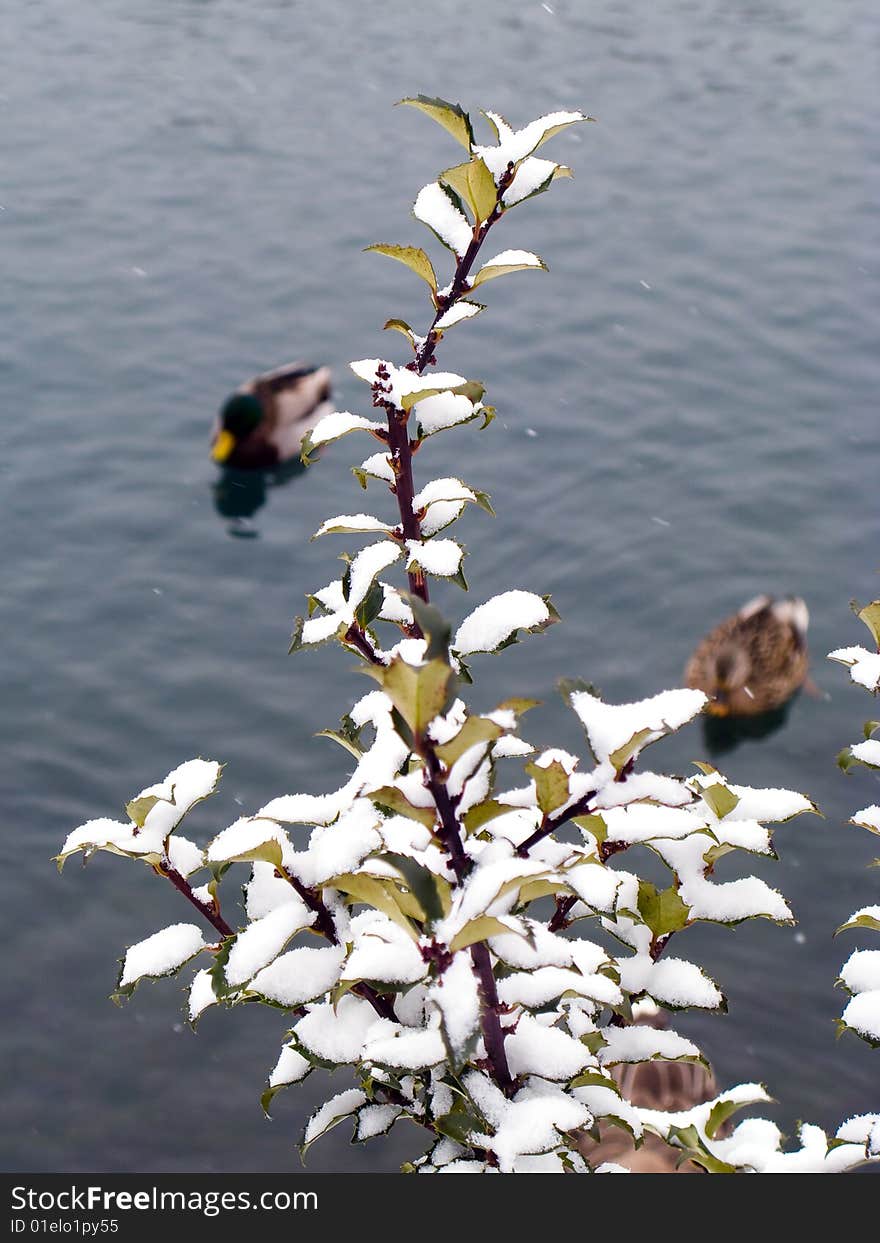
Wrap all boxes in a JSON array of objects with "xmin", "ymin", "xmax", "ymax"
[{"xmin": 4, "ymin": 0, "xmax": 879, "ymax": 1172}]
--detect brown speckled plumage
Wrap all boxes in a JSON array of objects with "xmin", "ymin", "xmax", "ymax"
[
  {"xmin": 684, "ymin": 595, "xmax": 809, "ymax": 717},
  {"xmin": 578, "ymin": 1012, "xmax": 721, "ymax": 1173}
]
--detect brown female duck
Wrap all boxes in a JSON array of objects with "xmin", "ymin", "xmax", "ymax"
[{"xmin": 684, "ymin": 595, "xmax": 809, "ymax": 717}]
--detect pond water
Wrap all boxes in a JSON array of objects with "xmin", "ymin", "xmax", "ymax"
[{"xmin": 4, "ymin": 0, "xmax": 879, "ymax": 1171}]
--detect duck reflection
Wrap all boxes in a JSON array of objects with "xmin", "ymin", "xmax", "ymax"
[
  {"xmin": 701, "ymin": 697, "xmax": 796, "ymax": 757},
  {"xmin": 211, "ymin": 459, "xmax": 307, "ymax": 537}
]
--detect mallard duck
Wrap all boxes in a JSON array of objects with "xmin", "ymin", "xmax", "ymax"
[
  {"xmin": 210, "ymin": 362, "xmax": 333, "ymax": 469},
  {"xmin": 578, "ymin": 1010, "xmax": 721, "ymax": 1173},
  {"xmin": 685, "ymin": 595, "xmax": 809, "ymax": 717}
]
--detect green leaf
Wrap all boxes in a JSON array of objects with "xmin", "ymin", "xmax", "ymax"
[
  {"xmin": 379, "ymin": 657, "xmax": 456, "ymax": 738},
  {"xmin": 636, "ymin": 880, "xmax": 691, "ymax": 939},
  {"xmin": 572, "ymin": 813, "xmax": 608, "ymax": 846},
  {"xmin": 439, "ymin": 157, "xmax": 498, "ymax": 223},
  {"xmin": 836, "ymin": 912, "xmax": 880, "ymax": 935},
  {"xmin": 400, "ymin": 379, "xmax": 485, "ymax": 413},
  {"xmin": 330, "ymin": 872, "xmax": 420, "ymax": 941},
  {"xmin": 569, "ymin": 1070, "xmax": 620, "ymax": 1091},
  {"xmin": 368, "ymin": 786, "xmax": 437, "ymax": 830},
  {"xmin": 864, "ymin": 721, "xmax": 880, "ymax": 740},
  {"xmin": 450, "ymin": 915, "xmax": 518, "ymax": 952},
  {"xmin": 855, "ymin": 600, "xmax": 880, "ymax": 649},
  {"xmin": 667, "ymin": 1125, "xmax": 737, "ymax": 1174},
  {"xmin": 705, "ymin": 1094, "xmax": 766, "ymax": 1141},
  {"xmin": 384, "ymin": 853, "xmax": 450, "ymax": 924},
  {"xmin": 701, "ymin": 783, "xmax": 740, "ymax": 820},
  {"xmin": 434, "ymin": 1109, "xmax": 483, "ymax": 1145},
  {"xmin": 125, "ymin": 794, "xmax": 160, "ymax": 828},
  {"xmin": 435, "ymin": 715, "xmax": 503, "ymax": 767},
  {"xmin": 397, "ymin": 95, "xmax": 475, "ymax": 152},
  {"xmin": 383, "ymin": 318, "xmax": 416, "ymax": 347},
  {"xmin": 471, "ymin": 255, "xmax": 547, "ymax": 288},
  {"xmin": 463, "ymin": 799, "xmax": 513, "ymax": 834},
  {"xmin": 365, "ymin": 244, "xmax": 437, "ymax": 293},
  {"xmin": 525, "ymin": 759, "xmax": 571, "ymax": 815},
  {"xmin": 409, "ymin": 597, "xmax": 452, "ymax": 663},
  {"xmin": 837, "ymin": 747, "xmax": 857, "ymax": 774},
  {"xmin": 608, "ymin": 727, "xmax": 654, "ymax": 775}
]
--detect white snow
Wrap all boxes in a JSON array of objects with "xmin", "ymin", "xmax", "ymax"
[
  {"xmin": 225, "ymin": 902, "xmax": 317, "ymax": 987},
  {"xmin": 166, "ymin": 836, "xmax": 204, "ymax": 878},
  {"xmin": 617, "ymin": 955, "xmax": 723, "ymax": 1010},
  {"xmin": 828, "ymin": 645, "xmax": 880, "ymax": 690},
  {"xmin": 207, "ymin": 817, "xmax": 292, "ymax": 867},
  {"xmin": 474, "ymin": 249, "xmax": 544, "ymax": 280},
  {"xmin": 599, "ymin": 1025, "xmax": 701, "ymax": 1066},
  {"xmin": 504, "ymin": 1014, "xmax": 594, "ymax": 1079},
  {"xmin": 295, "ymin": 996, "xmax": 394, "ymax": 1065},
  {"xmin": 188, "ymin": 969, "xmax": 217, "ymax": 1021},
  {"xmin": 357, "ymin": 452, "xmax": 395, "ymax": 483},
  {"xmin": 120, "ymin": 923, "xmax": 206, "ymax": 987},
  {"xmin": 453, "ymin": 590, "xmax": 551, "ymax": 656},
  {"xmin": 406, "ymin": 538, "xmax": 464, "ymax": 578},
  {"xmin": 430, "ymin": 952, "xmax": 481, "ymax": 1060},
  {"xmin": 474, "ymin": 110, "xmax": 586, "ymax": 180},
  {"xmin": 356, "ymin": 1104, "xmax": 402, "ymax": 1140},
  {"xmin": 851, "ymin": 805, "xmax": 880, "ymax": 832},
  {"xmin": 307, "ymin": 411, "xmax": 383, "ymax": 448},
  {"xmin": 303, "ymin": 1089, "xmax": 366, "ymax": 1146},
  {"xmin": 851, "ymin": 740, "xmax": 880, "ymax": 768},
  {"xmin": 435, "ymin": 301, "xmax": 483, "ymax": 329},
  {"xmin": 413, "ymin": 392, "xmax": 477, "ymax": 436},
  {"xmin": 840, "ymin": 949, "xmax": 880, "ymax": 995},
  {"xmin": 313, "ymin": 514, "xmax": 395, "ymax": 538},
  {"xmin": 413, "ymin": 181, "xmax": 472, "ymax": 256},
  {"xmin": 365, "ymin": 1027, "xmax": 447, "ymax": 1070},
  {"xmin": 343, "ymin": 919, "xmax": 427, "ymax": 985},
  {"xmin": 248, "ymin": 945, "xmax": 345, "ymax": 1007},
  {"xmin": 570, "ymin": 688, "xmax": 707, "ymax": 765},
  {"xmin": 489, "ymin": 919, "xmax": 573, "ymax": 969},
  {"xmin": 502, "ymin": 157, "xmax": 559, "ymax": 207},
  {"xmin": 269, "ymin": 1044, "xmax": 312, "ymax": 1088},
  {"xmin": 497, "ymin": 965, "xmax": 621, "ymax": 1008}
]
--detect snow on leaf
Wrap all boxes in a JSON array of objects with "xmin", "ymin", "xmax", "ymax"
[
  {"xmin": 413, "ymin": 181, "xmax": 473, "ymax": 257},
  {"xmin": 828, "ymin": 644, "xmax": 880, "ymax": 690},
  {"xmin": 225, "ymin": 902, "xmax": 317, "ymax": 987},
  {"xmin": 431, "ymin": 952, "xmax": 482, "ymax": 1064},
  {"xmin": 294, "ymin": 996, "xmax": 395, "ymax": 1067},
  {"xmin": 248, "ymin": 945, "xmax": 346, "ymax": 1007},
  {"xmin": 504, "ymin": 1014, "xmax": 594, "ymax": 1080},
  {"xmin": 302, "ymin": 1089, "xmax": 367, "ymax": 1153},
  {"xmin": 313, "ymin": 514, "xmax": 395, "ymax": 539},
  {"xmin": 406, "ymin": 538, "xmax": 464, "ymax": 579},
  {"xmin": 568, "ymin": 687, "xmax": 707, "ymax": 770},
  {"xmin": 471, "ymin": 249, "xmax": 546, "ymax": 288},
  {"xmin": 599, "ymin": 1025, "xmax": 702, "ymax": 1067},
  {"xmin": 119, "ymin": 923, "xmax": 207, "ymax": 989},
  {"xmin": 453, "ymin": 590, "xmax": 555, "ymax": 657}
]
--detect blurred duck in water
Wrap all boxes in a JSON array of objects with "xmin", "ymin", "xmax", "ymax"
[
  {"xmin": 579, "ymin": 1009, "xmax": 721, "ymax": 1173},
  {"xmin": 684, "ymin": 595, "xmax": 809, "ymax": 717},
  {"xmin": 210, "ymin": 362, "xmax": 333, "ymax": 469}
]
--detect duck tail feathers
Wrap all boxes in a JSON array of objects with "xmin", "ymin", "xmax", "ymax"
[{"xmin": 770, "ymin": 595, "xmax": 809, "ymax": 641}]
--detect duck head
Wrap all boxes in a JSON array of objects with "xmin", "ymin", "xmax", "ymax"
[
  {"xmin": 705, "ymin": 643, "xmax": 751, "ymax": 717},
  {"xmin": 211, "ymin": 394, "xmax": 264, "ymax": 463}
]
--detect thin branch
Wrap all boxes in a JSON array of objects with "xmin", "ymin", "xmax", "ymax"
[
  {"xmin": 516, "ymin": 791, "xmax": 597, "ymax": 857},
  {"xmin": 162, "ymin": 863, "xmax": 233, "ymax": 939},
  {"xmin": 343, "ymin": 622, "xmax": 383, "ymax": 666}
]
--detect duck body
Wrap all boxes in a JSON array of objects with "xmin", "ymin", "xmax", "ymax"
[
  {"xmin": 211, "ymin": 362, "xmax": 333, "ymax": 469},
  {"xmin": 578, "ymin": 1010, "xmax": 720, "ymax": 1172},
  {"xmin": 685, "ymin": 594, "xmax": 809, "ymax": 717}
]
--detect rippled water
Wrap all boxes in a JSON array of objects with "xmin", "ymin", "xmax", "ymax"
[{"xmin": 4, "ymin": 0, "xmax": 879, "ymax": 1172}]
